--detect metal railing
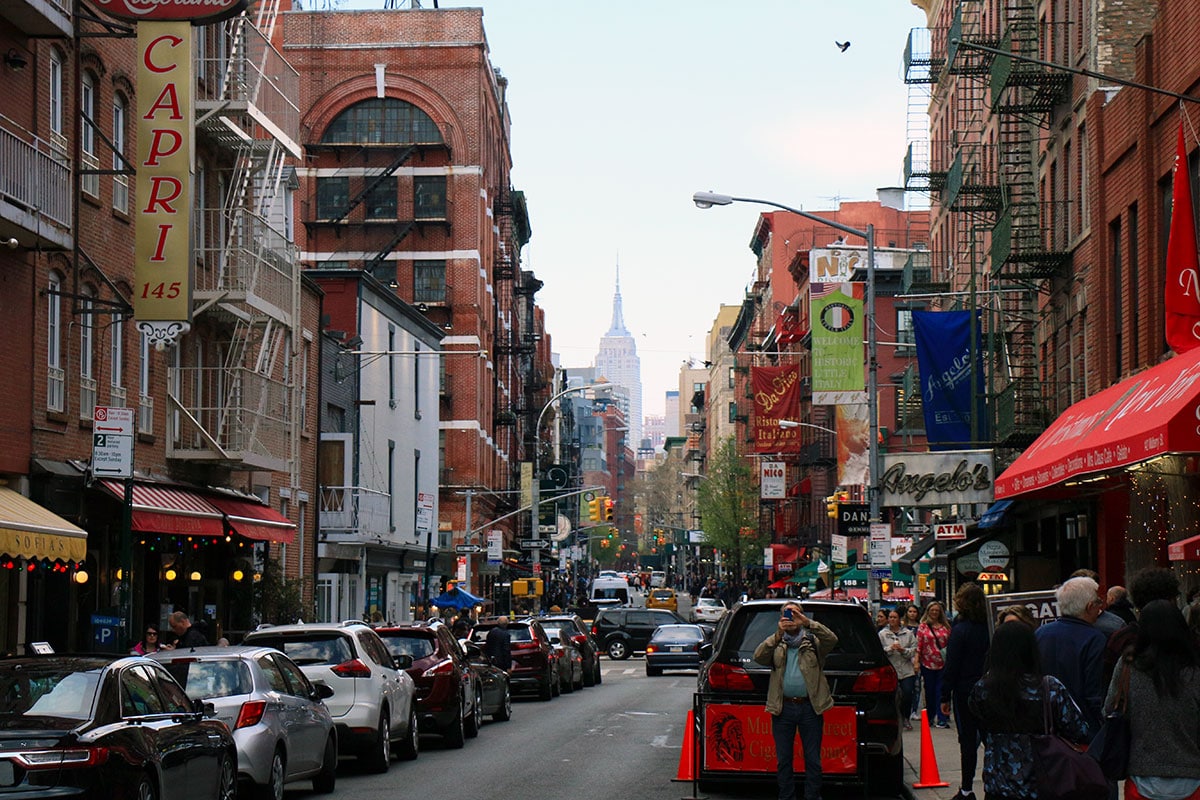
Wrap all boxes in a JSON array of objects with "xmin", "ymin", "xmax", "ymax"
[
  {"xmin": 195, "ymin": 207, "xmax": 297, "ymax": 321},
  {"xmin": 319, "ymin": 486, "xmax": 391, "ymax": 538},
  {"xmin": 0, "ymin": 115, "xmax": 71, "ymax": 230},
  {"xmin": 167, "ymin": 365, "xmax": 291, "ymax": 470}
]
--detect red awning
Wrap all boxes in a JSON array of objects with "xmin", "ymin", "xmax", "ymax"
[
  {"xmin": 205, "ymin": 495, "xmax": 296, "ymax": 544},
  {"xmin": 994, "ymin": 347, "xmax": 1200, "ymax": 499},
  {"xmin": 100, "ymin": 480, "xmax": 224, "ymax": 537},
  {"xmin": 1169, "ymin": 534, "xmax": 1200, "ymax": 561}
]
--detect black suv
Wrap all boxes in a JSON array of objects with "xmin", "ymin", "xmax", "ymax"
[
  {"xmin": 537, "ymin": 613, "xmax": 601, "ymax": 686},
  {"xmin": 591, "ymin": 607, "xmax": 687, "ymax": 660},
  {"xmin": 696, "ymin": 599, "xmax": 903, "ymax": 795}
]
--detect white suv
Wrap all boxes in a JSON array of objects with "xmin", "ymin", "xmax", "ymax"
[{"xmin": 243, "ymin": 621, "xmax": 417, "ymax": 772}]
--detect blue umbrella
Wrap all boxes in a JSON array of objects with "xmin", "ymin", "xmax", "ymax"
[{"xmin": 429, "ymin": 586, "xmax": 485, "ymax": 610}]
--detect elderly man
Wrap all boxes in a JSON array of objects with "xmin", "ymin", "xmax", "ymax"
[{"xmin": 1035, "ymin": 576, "xmax": 1107, "ymax": 733}]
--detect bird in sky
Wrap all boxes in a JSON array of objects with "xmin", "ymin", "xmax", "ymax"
[{"xmin": 836, "ymin": 40, "xmax": 851, "ymax": 52}]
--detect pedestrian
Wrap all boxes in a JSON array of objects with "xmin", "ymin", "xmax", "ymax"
[
  {"xmin": 752, "ymin": 601, "xmax": 837, "ymax": 800},
  {"xmin": 968, "ymin": 620, "xmax": 1091, "ymax": 800},
  {"xmin": 168, "ymin": 611, "xmax": 208, "ymax": 649},
  {"xmin": 484, "ymin": 622, "xmax": 512, "ymax": 672},
  {"xmin": 451, "ymin": 616, "xmax": 471, "ymax": 640},
  {"xmin": 1106, "ymin": 585, "xmax": 1136, "ymax": 625},
  {"xmin": 130, "ymin": 625, "xmax": 164, "ymax": 655},
  {"xmin": 918, "ymin": 600, "xmax": 952, "ymax": 728},
  {"xmin": 1072, "ymin": 569, "xmax": 1124, "ymax": 636},
  {"xmin": 1104, "ymin": 567, "xmax": 1184, "ymax": 687},
  {"xmin": 875, "ymin": 609, "xmax": 888, "ymax": 630},
  {"xmin": 906, "ymin": 603, "xmax": 924, "ymax": 719},
  {"xmin": 880, "ymin": 608, "xmax": 918, "ymax": 731},
  {"xmin": 996, "ymin": 604, "xmax": 1038, "ymax": 629},
  {"xmin": 1035, "ymin": 575, "xmax": 1107, "ymax": 733},
  {"xmin": 940, "ymin": 582, "xmax": 990, "ymax": 800},
  {"xmin": 1108, "ymin": 599, "xmax": 1200, "ymax": 800}
]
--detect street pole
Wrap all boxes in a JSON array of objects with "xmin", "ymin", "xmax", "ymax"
[{"xmin": 462, "ymin": 489, "xmax": 473, "ymax": 595}]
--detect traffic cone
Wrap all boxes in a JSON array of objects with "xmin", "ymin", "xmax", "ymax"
[
  {"xmin": 673, "ymin": 709, "xmax": 697, "ymax": 782},
  {"xmin": 912, "ymin": 709, "xmax": 950, "ymax": 788}
]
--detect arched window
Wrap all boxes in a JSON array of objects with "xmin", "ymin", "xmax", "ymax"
[
  {"xmin": 81, "ymin": 72, "xmax": 99, "ymax": 196},
  {"xmin": 320, "ymin": 98, "xmax": 443, "ymax": 145},
  {"xmin": 47, "ymin": 272, "xmax": 64, "ymax": 412},
  {"xmin": 80, "ymin": 285, "xmax": 96, "ymax": 418},
  {"xmin": 112, "ymin": 93, "xmax": 129, "ymax": 212}
]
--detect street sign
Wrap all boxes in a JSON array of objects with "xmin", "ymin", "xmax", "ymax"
[
  {"xmin": 934, "ymin": 522, "xmax": 967, "ymax": 540},
  {"xmin": 537, "ymin": 524, "xmax": 556, "ymax": 534},
  {"xmin": 92, "ymin": 406, "xmax": 134, "ymax": 478},
  {"xmin": 520, "ymin": 539, "xmax": 551, "ymax": 550},
  {"xmin": 454, "ymin": 544, "xmax": 481, "ymax": 554},
  {"xmin": 487, "ymin": 530, "xmax": 502, "ymax": 563},
  {"xmin": 870, "ymin": 568, "xmax": 892, "ymax": 580}
]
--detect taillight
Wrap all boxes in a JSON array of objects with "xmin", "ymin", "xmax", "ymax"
[
  {"xmin": 422, "ymin": 660, "xmax": 456, "ymax": 678},
  {"xmin": 331, "ymin": 658, "xmax": 372, "ymax": 678},
  {"xmin": 705, "ymin": 661, "xmax": 755, "ymax": 691},
  {"xmin": 590, "ymin": 624, "xmax": 598, "ymax": 637},
  {"xmin": 235, "ymin": 700, "xmax": 267, "ymax": 730},
  {"xmin": 12, "ymin": 747, "xmax": 109, "ymax": 769},
  {"xmin": 512, "ymin": 641, "xmax": 538, "ymax": 652},
  {"xmin": 645, "ymin": 645, "xmax": 658, "ymax": 654},
  {"xmin": 853, "ymin": 665, "xmax": 898, "ymax": 693},
  {"xmin": 571, "ymin": 634, "xmax": 586, "ymax": 646}
]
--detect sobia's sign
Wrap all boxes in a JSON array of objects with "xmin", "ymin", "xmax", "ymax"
[
  {"xmin": 95, "ymin": 0, "xmax": 246, "ymax": 23},
  {"xmin": 880, "ymin": 449, "xmax": 994, "ymax": 507}
]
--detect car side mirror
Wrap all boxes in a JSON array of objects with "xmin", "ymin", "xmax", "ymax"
[
  {"xmin": 463, "ymin": 641, "xmax": 482, "ymax": 658},
  {"xmin": 193, "ymin": 698, "xmax": 217, "ymax": 717},
  {"xmin": 392, "ymin": 654, "xmax": 413, "ymax": 670},
  {"xmin": 698, "ymin": 642, "xmax": 713, "ymax": 659},
  {"xmin": 312, "ymin": 681, "xmax": 335, "ymax": 700}
]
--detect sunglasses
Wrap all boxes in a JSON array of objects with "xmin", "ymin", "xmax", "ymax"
[{"xmin": 146, "ymin": 631, "xmax": 158, "ymax": 636}]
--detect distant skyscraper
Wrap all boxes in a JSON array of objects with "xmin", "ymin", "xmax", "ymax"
[{"xmin": 595, "ymin": 265, "xmax": 643, "ymax": 445}]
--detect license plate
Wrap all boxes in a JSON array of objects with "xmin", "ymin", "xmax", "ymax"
[
  {"xmin": 0, "ymin": 760, "xmax": 14, "ymax": 787},
  {"xmin": 669, "ymin": 646, "xmax": 683, "ymax": 653}
]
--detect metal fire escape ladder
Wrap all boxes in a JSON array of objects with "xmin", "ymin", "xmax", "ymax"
[{"xmin": 325, "ymin": 146, "xmax": 416, "ymax": 225}]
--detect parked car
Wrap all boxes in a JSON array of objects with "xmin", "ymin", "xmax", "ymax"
[
  {"xmin": 153, "ymin": 645, "xmax": 338, "ymax": 800},
  {"xmin": 696, "ymin": 599, "xmax": 903, "ymax": 795},
  {"xmin": 0, "ymin": 654, "xmax": 237, "ymax": 800},
  {"xmin": 591, "ymin": 607, "xmax": 687, "ymax": 660},
  {"xmin": 646, "ymin": 587, "xmax": 679, "ymax": 613},
  {"xmin": 644, "ymin": 624, "xmax": 707, "ymax": 676},
  {"xmin": 537, "ymin": 613, "xmax": 601, "ymax": 686},
  {"xmin": 469, "ymin": 617, "xmax": 556, "ymax": 701},
  {"xmin": 460, "ymin": 640, "xmax": 512, "ymax": 722},
  {"xmin": 691, "ymin": 597, "xmax": 729, "ymax": 624},
  {"xmin": 242, "ymin": 620, "xmax": 418, "ymax": 771},
  {"xmin": 543, "ymin": 627, "xmax": 583, "ymax": 692},
  {"xmin": 374, "ymin": 622, "xmax": 482, "ymax": 749}
]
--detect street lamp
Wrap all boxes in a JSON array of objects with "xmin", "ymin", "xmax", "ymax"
[
  {"xmin": 693, "ymin": 190, "xmax": 882, "ymax": 600},
  {"xmin": 778, "ymin": 419, "xmax": 838, "ymax": 435}
]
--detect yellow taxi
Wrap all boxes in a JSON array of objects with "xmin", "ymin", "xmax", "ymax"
[{"xmin": 645, "ymin": 587, "xmax": 678, "ymax": 613}]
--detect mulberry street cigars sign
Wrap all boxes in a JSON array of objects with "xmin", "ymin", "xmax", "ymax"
[
  {"xmin": 879, "ymin": 449, "xmax": 994, "ymax": 508},
  {"xmin": 95, "ymin": 0, "xmax": 247, "ymax": 23}
]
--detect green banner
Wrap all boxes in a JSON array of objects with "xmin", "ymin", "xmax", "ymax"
[{"xmin": 811, "ymin": 282, "xmax": 865, "ymax": 404}]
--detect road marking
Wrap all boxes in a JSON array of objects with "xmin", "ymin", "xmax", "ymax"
[{"xmin": 651, "ymin": 735, "xmax": 669, "ymax": 748}]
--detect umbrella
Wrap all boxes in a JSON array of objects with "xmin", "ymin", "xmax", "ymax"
[{"xmin": 429, "ymin": 586, "xmax": 485, "ymax": 610}]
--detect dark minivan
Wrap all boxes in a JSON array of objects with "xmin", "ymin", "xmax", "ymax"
[{"xmin": 696, "ymin": 599, "xmax": 903, "ymax": 795}]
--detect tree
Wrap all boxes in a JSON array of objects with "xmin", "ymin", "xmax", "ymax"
[{"xmin": 696, "ymin": 435, "xmax": 768, "ymax": 592}]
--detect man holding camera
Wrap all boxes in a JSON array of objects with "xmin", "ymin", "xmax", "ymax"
[{"xmin": 753, "ymin": 602, "xmax": 838, "ymax": 800}]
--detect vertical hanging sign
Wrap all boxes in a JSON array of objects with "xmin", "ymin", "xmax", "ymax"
[{"xmin": 135, "ymin": 22, "xmax": 194, "ymax": 346}]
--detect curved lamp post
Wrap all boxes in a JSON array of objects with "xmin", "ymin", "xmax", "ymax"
[{"xmin": 693, "ymin": 190, "xmax": 882, "ymax": 602}]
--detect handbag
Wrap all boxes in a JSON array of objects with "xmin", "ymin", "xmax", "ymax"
[
  {"xmin": 1089, "ymin": 658, "xmax": 1132, "ymax": 780},
  {"xmin": 1032, "ymin": 676, "xmax": 1109, "ymax": 800}
]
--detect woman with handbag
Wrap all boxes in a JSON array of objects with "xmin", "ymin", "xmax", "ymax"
[
  {"xmin": 918, "ymin": 601, "xmax": 952, "ymax": 728},
  {"xmin": 1108, "ymin": 599, "xmax": 1200, "ymax": 800},
  {"xmin": 968, "ymin": 620, "xmax": 1092, "ymax": 800},
  {"xmin": 880, "ymin": 608, "xmax": 919, "ymax": 731}
]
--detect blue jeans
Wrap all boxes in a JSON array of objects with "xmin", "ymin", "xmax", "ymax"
[
  {"xmin": 898, "ymin": 674, "xmax": 917, "ymax": 723},
  {"xmin": 922, "ymin": 667, "xmax": 949, "ymax": 724},
  {"xmin": 770, "ymin": 700, "xmax": 823, "ymax": 800}
]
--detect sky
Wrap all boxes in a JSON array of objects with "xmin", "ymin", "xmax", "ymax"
[{"xmin": 338, "ymin": 0, "xmax": 930, "ymax": 419}]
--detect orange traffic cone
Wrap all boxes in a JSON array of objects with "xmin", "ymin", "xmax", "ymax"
[
  {"xmin": 673, "ymin": 709, "xmax": 697, "ymax": 782},
  {"xmin": 912, "ymin": 709, "xmax": 950, "ymax": 789}
]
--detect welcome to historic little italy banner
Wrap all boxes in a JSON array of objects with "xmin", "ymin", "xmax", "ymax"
[{"xmin": 811, "ymin": 282, "xmax": 866, "ymax": 406}]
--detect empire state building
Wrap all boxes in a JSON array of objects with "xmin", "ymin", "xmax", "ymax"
[{"xmin": 595, "ymin": 267, "xmax": 643, "ymax": 446}]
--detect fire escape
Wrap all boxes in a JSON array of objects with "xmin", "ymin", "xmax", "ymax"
[{"xmin": 167, "ymin": 2, "xmax": 301, "ymax": 472}]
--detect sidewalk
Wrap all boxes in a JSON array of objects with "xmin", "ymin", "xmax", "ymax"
[{"xmin": 901, "ymin": 713, "xmax": 979, "ymax": 800}]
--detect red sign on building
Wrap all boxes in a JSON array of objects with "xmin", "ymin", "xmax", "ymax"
[{"xmin": 95, "ymin": 0, "xmax": 246, "ymax": 23}]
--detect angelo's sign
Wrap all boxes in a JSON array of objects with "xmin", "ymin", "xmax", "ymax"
[{"xmin": 701, "ymin": 703, "xmax": 858, "ymax": 775}]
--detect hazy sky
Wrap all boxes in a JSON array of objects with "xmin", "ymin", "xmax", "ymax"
[{"xmin": 338, "ymin": 0, "xmax": 929, "ymax": 418}]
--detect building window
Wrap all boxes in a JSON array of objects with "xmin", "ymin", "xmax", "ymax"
[
  {"xmin": 320, "ymin": 98, "xmax": 444, "ymax": 145},
  {"xmin": 316, "ymin": 177, "xmax": 349, "ymax": 220},
  {"xmin": 110, "ymin": 315, "xmax": 125, "ymax": 405},
  {"xmin": 413, "ymin": 260, "xmax": 446, "ymax": 303},
  {"xmin": 414, "ymin": 176, "xmax": 446, "ymax": 219},
  {"xmin": 387, "ymin": 440, "xmax": 396, "ymax": 533},
  {"xmin": 112, "ymin": 95, "xmax": 129, "ymax": 212},
  {"xmin": 81, "ymin": 73, "xmax": 99, "ymax": 197},
  {"xmin": 413, "ymin": 340, "xmax": 421, "ymax": 420},
  {"xmin": 728, "ymin": 401, "xmax": 737, "ymax": 423},
  {"xmin": 139, "ymin": 332, "xmax": 153, "ymax": 434},
  {"xmin": 80, "ymin": 288, "xmax": 96, "ymax": 419},
  {"xmin": 300, "ymin": 338, "xmax": 310, "ymax": 432},
  {"xmin": 1110, "ymin": 216, "xmax": 1123, "ymax": 376},
  {"xmin": 365, "ymin": 177, "xmax": 396, "ymax": 219},
  {"xmin": 896, "ymin": 308, "xmax": 915, "ymax": 351},
  {"xmin": 49, "ymin": 49, "xmax": 64, "ymax": 151},
  {"xmin": 388, "ymin": 325, "xmax": 396, "ymax": 408},
  {"xmin": 727, "ymin": 366, "xmax": 735, "ymax": 389},
  {"xmin": 47, "ymin": 273, "xmax": 64, "ymax": 412}
]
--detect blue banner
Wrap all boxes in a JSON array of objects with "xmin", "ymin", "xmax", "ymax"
[{"xmin": 913, "ymin": 310, "xmax": 988, "ymax": 448}]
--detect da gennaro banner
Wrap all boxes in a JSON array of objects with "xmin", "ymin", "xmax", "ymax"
[{"xmin": 750, "ymin": 365, "xmax": 801, "ymax": 454}]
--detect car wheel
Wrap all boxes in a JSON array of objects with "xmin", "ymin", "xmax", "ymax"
[
  {"xmin": 444, "ymin": 697, "xmax": 466, "ymax": 749},
  {"xmin": 866, "ymin": 752, "xmax": 904, "ymax": 796},
  {"xmin": 538, "ymin": 669, "xmax": 553, "ymax": 701},
  {"xmin": 217, "ymin": 753, "xmax": 236, "ymax": 800},
  {"xmin": 573, "ymin": 669, "xmax": 584, "ymax": 691},
  {"xmin": 465, "ymin": 688, "xmax": 482, "ymax": 739},
  {"xmin": 396, "ymin": 706, "xmax": 419, "ymax": 761},
  {"xmin": 561, "ymin": 670, "xmax": 574, "ymax": 694},
  {"xmin": 255, "ymin": 749, "xmax": 285, "ymax": 800},
  {"xmin": 364, "ymin": 712, "xmax": 390, "ymax": 773},
  {"xmin": 312, "ymin": 736, "xmax": 336, "ymax": 794},
  {"xmin": 550, "ymin": 668, "xmax": 561, "ymax": 696},
  {"xmin": 582, "ymin": 658, "xmax": 596, "ymax": 687},
  {"xmin": 607, "ymin": 639, "xmax": 629, "ymax": 660},
  {"xmin": 493, "ymin": 683, "xmax": 512, "ymax": 722},
  {"xmin": 133, "ymin": 775, "xmax": 156, "ymax": 800},
  {"xmin": 646, "ymin": 665, "xmax": 662, "ymax": 677},
  {"xmin": 594, "ymin": 662, "xmax": 603, "ymax": 685}
]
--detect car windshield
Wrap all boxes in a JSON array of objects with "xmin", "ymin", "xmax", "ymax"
[
  {"xmin": 0, "ymin": 660, "xmax": 106, "ymax": 721},
  {"xmin": 651, "ymin": 625, "xmax": 702, "ymax": 642},
  {"xmin": 698, "ymin": 599, "xmax": 723, "ymax": 608},
  {"xmin": 472, "ymin": 624, "xmax": 532, "ymax": 643},
  {"xmin": 544, "ymin": 630, "xmax": 562, "ymax": 644},
  {"xmin": 246, "ymin": 634, "xmax": 353, "ymax": 666},
  {"xmin": 378, "ymin": 633, "xmax": 435, "ymax": 660},
  {"xmin": 652, "ymin": 591, "xmax": 673, "ymax": 599},
  {"xmin": 162, "ymin": 659, "xmax": 251, "ymax": 699}
]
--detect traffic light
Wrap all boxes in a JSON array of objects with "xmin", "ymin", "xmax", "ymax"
[
  {"xmin": 880, "ymin": 579, "xmax": 892, "ymax": 596},
  {"xmin": 826, "ymin": 494, "xmax": 840, "ymax": 519},
  {"xmin": 512, "ymin": 579, "xmax": 528, "ymax": 596},
  {"xmin": 603, "ymin": 497, "xmax": 614, "ymax": 522},
  {"xmin": 587, "ymin": 497, "xmax": 601, "ymax": 522}
]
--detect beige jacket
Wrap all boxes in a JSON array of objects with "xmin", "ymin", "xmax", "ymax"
[{"xmin": 752, "ymin": 621, "xmax": 838, "ymax": 716}]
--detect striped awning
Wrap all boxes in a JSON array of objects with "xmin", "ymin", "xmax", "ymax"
[
  {"xmin": 99, "ymin": 480, "xmax": 224, "ymax": 537},
  {"xmin": 0, "ymin": 487, "xmax": 87, "ymax": 562},
  {"xmin": 205, "ymin": 494, "xmax": 295, "ymax": 544}
]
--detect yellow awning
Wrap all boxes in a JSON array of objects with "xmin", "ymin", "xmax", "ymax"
[{"xmin": 0, "ymin": 487, "xmax": 87, "ymax": 562}]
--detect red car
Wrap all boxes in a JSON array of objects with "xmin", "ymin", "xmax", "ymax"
[
  {"xmin": 375, "ymin": 622, "xmax": 483, "ymax": 748},
  {"xmin": 469, "ymin": 618, "xmax": 557, "ymax": 701}
]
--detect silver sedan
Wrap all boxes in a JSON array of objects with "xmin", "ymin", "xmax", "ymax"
[{"xmin": 154, "ymin": 645, "xmax": 338, "ymax": 800}]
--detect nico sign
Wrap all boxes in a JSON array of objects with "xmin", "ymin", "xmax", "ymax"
[
  {"xmin": 95, "ymin": 0, "xmax": 247, "ymax": 23},
  {"xmin": 880, "ymin": 450, "xmax": 994, "ymax": 508}
]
